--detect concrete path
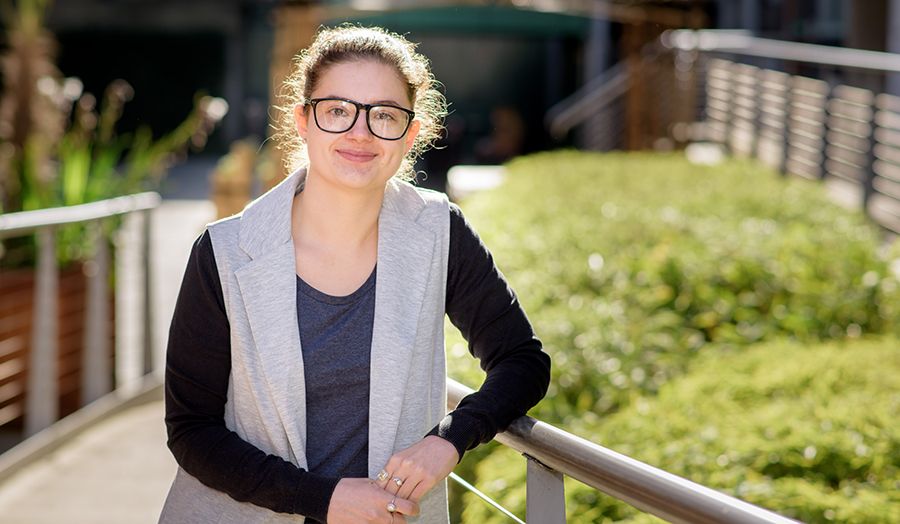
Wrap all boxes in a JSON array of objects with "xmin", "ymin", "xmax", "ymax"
[{"xmin": 0, "ymin": 401, "xmax": 175, "ymax": 523}]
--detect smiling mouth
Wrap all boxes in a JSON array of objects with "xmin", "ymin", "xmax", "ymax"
[{"xmin": 336, "ymin": 149, "xmax": 377, "ymax": 162}]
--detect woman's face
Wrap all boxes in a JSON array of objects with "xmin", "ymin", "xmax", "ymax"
[{"xmin": 295, "ymin": 60, "xmax": 420, "ymax": 194}]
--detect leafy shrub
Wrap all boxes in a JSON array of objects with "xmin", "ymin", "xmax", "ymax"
[
  {"xmin": 463, "ymin": 338, "xmax": 900, "ymax": 524},
  {"xmin": 443, "ymin": 150, "xmax": 900, "ymax": 523},
  {"xmin": 447, "ymin": 150, "xmax": 900, "ymax": 423}
]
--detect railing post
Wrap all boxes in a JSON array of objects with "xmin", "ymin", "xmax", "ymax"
[
  {"xmin": 81, "ymin": 220, "xmax": 111, "ymax": 406},
  {"xmin": 115, "ymin": 210, "xmax": 146, "ymax": 392},
  {"xmin": 864, "ymin": 99, "xmax": 879, "ymax": 210},
  {"xmin": 142, "ymin": 209, "xmax": 154, "ymax": 376},
  {"xmin": 25, "ymin": 225, "xmax": 58, "ymax": 436},
  {"xmin": 526, "ymin": 455, "xmax": 566, "ymax": 524}
]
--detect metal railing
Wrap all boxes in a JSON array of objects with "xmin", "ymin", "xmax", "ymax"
[
  {"xmin": 662, "ymin": 31, "xmax": 900, "ymax": 235},
  {"xmin": 447, "ymin": 378, "xmax": 801, "ymax": 524},
  {"xmin": 545, "ymin": 60, "xmax": 630, "ymax": 146},
  {"xmin": 0, "ymin": 193, "xmax": 161, "ymax": 437},
  {"xmin": 546, "ymin": 29, "xmax": 900, "ymax": 236}
]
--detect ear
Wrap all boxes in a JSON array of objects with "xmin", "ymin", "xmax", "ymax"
[
  {"xmin": 404, "ymin": 119, "xmax": 421, "ymax": 155},
  {"xmin": 294, "ymin": 103, "xmax": 309, "ymax": 140}
]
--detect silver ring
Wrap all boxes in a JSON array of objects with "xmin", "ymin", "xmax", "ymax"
[
  {"xmin": 390, "ymin": 514, "xmax": 394, "ymax": 524},
  {"xmin": 392, "ymin": 477, "xmax": 403, "ymax": 487},
  {"xmin": 377, "ymin": 469, "xmax": 389, "ymax": 482},
  {"xmin": 387, "ymin": 496, "xmax": 396, "ymax": 513}
]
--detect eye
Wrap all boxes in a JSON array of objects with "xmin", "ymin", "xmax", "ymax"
[
  {"xmin": 326, "ymin": 106, "xmax": 349, "ymax": 117},
  {"xmin": 372, "ymin": 109, "xmax": 396, "ymax": 122}
]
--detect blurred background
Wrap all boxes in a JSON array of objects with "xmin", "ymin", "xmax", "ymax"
[
  {"xmin": 3, "ymin": 1, "xmax": 900, "ymax": 523},
  {"xmin": 35, "ymin": 1, "xmax": 897, "ymax": 184}
]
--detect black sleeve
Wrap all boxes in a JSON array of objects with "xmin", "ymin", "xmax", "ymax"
[
  {"xmin": 427, "ymin": 204, "xmax": 551, "ymax": 461},
  {"xmin": 164, "ymin": 230, "xmax": 338, "ymax": 522}
]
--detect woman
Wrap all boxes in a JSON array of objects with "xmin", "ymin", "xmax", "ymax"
[{"xmin": 160, "ymin": 26, "xmax": 550, "ymax": 524}]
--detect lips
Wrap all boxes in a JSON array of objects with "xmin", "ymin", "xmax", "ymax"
[{"xmin": 336, "ymin": 148, "xmax": 378, "ymax": 162}]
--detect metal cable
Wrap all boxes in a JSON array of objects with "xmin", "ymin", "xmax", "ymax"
[{"xmin": 448, "ymin": 472, "xmax": 525, "ymax": 524}]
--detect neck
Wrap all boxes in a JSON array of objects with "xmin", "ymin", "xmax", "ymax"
[{"xmin": 291, "ymin": 171, "xmax": 386, "ymax": 250}]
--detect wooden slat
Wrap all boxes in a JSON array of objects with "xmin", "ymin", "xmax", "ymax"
[
  {"xmin": 875, "ymin": 127, "xmax": 900, "ymax": 148},
  {"xmin": 732, "ymin": 118, "xmax": 755, "ymax": 132},
  {"xmin": 868, "ymin": 193, "xmax": 900, "ymax": 233},
  {"xmin": 788, "ymin": 106, "xmax": 828, "ymax": 127},
  {"xmin": 873, "ymin": 174, "xmax": 900, "ymax": 199},
  {"xmin": 827, "ymin": 115, "xmax": 872, "ymax": 138},
  {"xmin": 759, "ymin": 114, "xmax": 786, "ymax": 129},
  {"xmin": 732, "ymin": 106, "xmax": 757, "ymax": 122},
  {"xmin": 759, "ymin": 127, "xmax": 786, "ymax": 142},
  {"xmin": 874, "ymin": 143, "xmax": 900, "ymax": 165},
  {"xmin": 707, "ymin": 98, "xmax": 730, "ymax": 113},
  {"xmin": 789, "ymin": 106, "xmax": 827, "ymax": 125},
  {"xmin": 826, "ymin": 143, "xmax": 867, "ymax": 166},
  {"xmin": 786, "ymin": 157, "xmax": 821, "ymax": 180},
  {"xmin": 828, "ymin": 99, "xmax": 873, "ymax": 122},
  {"xmin": 705, "ymin": 83, "xmax": 731, "ymax": 99},
  {"xmin": 826, "ymin": 129, "xmax": 870, "ymax": 152},
  {"xmin": 788, "ymin": 119, "xmax": 826, "ymax": 140},
  {"xmin": 874, "ymin": 158, "xmax": 900, "ymax": 182},
  {"xmin": 792, "ymin": 75, "xmax": 830, "ymax": 96},
  {"xmin": 825, "ymin": 158, "xmax": 866, "ymax": 183},
  {"xmin": 733, "ymin": 80, "xmax": 757, "ymax": 94},
  {"xmin": 707, "ymin": 58, "xmax": 732, "ymax": 75},
  {"xmin": 876, "ymin": 92, "xmax": 900, "ymax": 113},
  {"xmin": 759, "ymin": 105, "xmax": 787, "ymax": 120},
  {"xmin": 759, "ymin": 69, "xmax": 790, "ymax": 93},
  {"xmin": 833, "ymin": 84, "xmax": 874, "ymax": 106},
  {"xmin": 874, "ymin": 109, "xmax": 900, "ymax": 131},
  {"xmin": 788, "ymin": 145, "xmax": 824, "ymax": 167},
  {"xmin": 792, "ymin": 95, "xmax": 828, "ymax": 112},
  {"xmin": 787, "ymin": 130, "xmax": 825, "ymax": 151},
  {"xmin": 707, "ymin": 79, "xmax": 732, "ymax": 93}
]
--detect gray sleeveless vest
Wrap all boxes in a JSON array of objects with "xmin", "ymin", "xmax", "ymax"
[{"xmin": 159, "ymin": 169, "xmax": 451, "ymax": 524}]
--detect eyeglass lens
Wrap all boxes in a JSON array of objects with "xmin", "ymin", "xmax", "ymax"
[{"xmin": 314, "ymin": 99, "xmax": 410, "ymax": 140}]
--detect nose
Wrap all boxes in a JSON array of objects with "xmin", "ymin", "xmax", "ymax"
[{"xmin": 346, "ymin": 109, "xmax": 373, "ymax": 140}]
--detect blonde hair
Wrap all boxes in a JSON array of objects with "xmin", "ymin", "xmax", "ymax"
[{"xmin": 274, "ymin": 25, "xmax": 446, "ymax": 182}]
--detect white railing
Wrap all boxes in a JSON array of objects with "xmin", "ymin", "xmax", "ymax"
[{"xmin": 0, "ymin": 193, "xmax": 161, "ymax": 437}]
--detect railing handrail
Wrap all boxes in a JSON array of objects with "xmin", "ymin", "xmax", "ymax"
[
  {"xmin": 663, "ymin": 29, "xmax": 900, "ymax": 74},
  {"xmin": 447, "ymin": 378, "xmax": 801, "ymax": 524},
  {"xmin": 545, "ymin": 60, "xmax": 630, "ymax": 138},
  {"xmin": 0, "ymin": 192, "xmax": 161, "ymax": 237}
]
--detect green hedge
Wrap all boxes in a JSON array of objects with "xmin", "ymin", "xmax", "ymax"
[
  {"xmin": 443, "ymin": 150, "xmax": 900, "ymax": 523},
  {"xmin": 463, "ymin": 338, "xmax": 900, "ymax": 524},
  {"xmin": 447, "ymin": 150, "xmax": 900, "ymax": 422}
]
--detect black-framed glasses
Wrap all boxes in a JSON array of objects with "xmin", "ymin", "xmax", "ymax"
[{"xmin": 308, "ymin": 98, "xmax": 415, "ymax": 141}]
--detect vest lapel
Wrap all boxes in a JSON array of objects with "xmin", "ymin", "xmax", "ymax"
[
  {"xmin": 368, "ymin": 180, "xmax": 438, "ymax": 475},
  {"xmin": 233, "ymin": 170, "xmax": 308, "ymax": 463}
]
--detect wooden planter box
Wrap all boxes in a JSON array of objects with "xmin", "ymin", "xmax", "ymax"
[{"xmin": 0, "ymin": 263, "xmax": 115, "ymax": 435}]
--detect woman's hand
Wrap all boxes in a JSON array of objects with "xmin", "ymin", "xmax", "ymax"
[
  {"xmin": 374, "ymin": 435, "xmax": 459, "ymax": 502},
  {"xmin": 326, "ymin": 478, "xmax": 419, "ymax": 524}
]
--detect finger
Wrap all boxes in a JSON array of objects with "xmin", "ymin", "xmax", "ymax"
[
  {"xmin": 384, "ymin": 494, "xmax": 419, "ymax": 518},
  {"xmin": 408, "ymin": 481, "xmax": 432, "ymax": 504},
  {"xmin": 387, "ymin": 476, "xmax": 406, "ymax": 496},
  {"xmin": 395, "ymin": 477, "xmax": 421, "ymax": 502},
  {"xmin": 394, "ymin": 498, "xmax": 419, "ymax": 517},
  {"xmin": 374, "ymin": 468, "xmax": 391, "ymax": 490}
]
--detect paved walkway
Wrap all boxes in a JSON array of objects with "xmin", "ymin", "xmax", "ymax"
[
  {"xmin": 0, "ymin": 401, "xmax": 175, "ymax": 523},
  {"xmin": 0, "ymin": 195, "xmax": 217, "ymax": 523}
]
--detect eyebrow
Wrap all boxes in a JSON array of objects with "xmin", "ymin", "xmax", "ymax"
[{"xmin": 322, "ymin": 96, "xmax": 408, "ymax": 108}]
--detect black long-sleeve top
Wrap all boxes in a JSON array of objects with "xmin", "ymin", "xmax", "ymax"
[{"xmin": 165, "ymin": 203, "xmax": 551, "ymax": 522}]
